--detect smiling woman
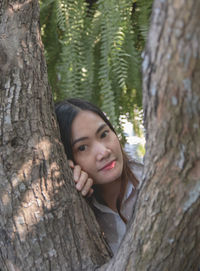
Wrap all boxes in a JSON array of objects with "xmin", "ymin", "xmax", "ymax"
[
  {"xmin": 71, "ymin": 110, "xmax": 123, "ymax": 187},
  {"xmin": 55, "ymin": 98, "xmax": 143, "ymax": 254}
]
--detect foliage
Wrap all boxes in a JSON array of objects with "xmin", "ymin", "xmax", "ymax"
[{"xmin": 40, "ymin": 0, "xmax": 153, "ymax": 139}]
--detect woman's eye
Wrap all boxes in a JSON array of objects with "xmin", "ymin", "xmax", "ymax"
[
  {"xmin": 101, "ymin": 130, "xmax": 109, "ymax": 138},
  {"xmin": 78, "ymin": 145, "xmax": 87, "ymax": 152}
]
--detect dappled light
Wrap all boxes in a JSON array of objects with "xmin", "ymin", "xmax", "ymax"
[
  {"xmin": 1, "ymin": 138, "xmax": 63, "ymax": 243},
  {"xmin": 8, "ymin": 0, "xmax": 33, "ymax": 12}
]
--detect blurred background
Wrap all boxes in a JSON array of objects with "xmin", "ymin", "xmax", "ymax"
[{"xmin": 40, "ymin": 0, "xmax": 153, "ymax": 160}]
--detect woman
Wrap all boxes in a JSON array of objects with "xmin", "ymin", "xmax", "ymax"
[{"xmin": 55, "ymin": 98, "xmax": 143, "ymax": 254}]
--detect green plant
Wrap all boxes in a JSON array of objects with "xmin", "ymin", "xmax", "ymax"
[{"xmin": 40, "ymin": 0, "xmax": 153, "ymax": 139}]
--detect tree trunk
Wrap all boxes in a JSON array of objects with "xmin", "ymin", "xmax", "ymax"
[
  {"xmin": 1, "ymin": 0, "xmax": 200, "ymax": 270},
  {"xmin": 100, "ymin": 0, "xmax": 200, "ymax": 270},
  {"xmin": 0, "ymin": 1, "xmax": 110, "ymax": 270}
]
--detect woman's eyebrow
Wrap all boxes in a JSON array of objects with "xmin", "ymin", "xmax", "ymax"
[
  {"xmin": 72, "ymin": 123, "xmax": 107, "ymax": 146},
  {"xmin": 72, "ymin": 136, "xmax": 88, "ymax": 146},
  {"xmin": 96, "ymin": 123, "xmax": 107, "ymax": 135}
]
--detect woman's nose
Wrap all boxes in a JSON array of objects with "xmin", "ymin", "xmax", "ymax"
[{"xmin": 96, "ymin": 143, "xmax": 111, "ymax": 161}]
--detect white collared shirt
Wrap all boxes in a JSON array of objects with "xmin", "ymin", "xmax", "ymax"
[{"xmin": 92, "ymin": 162, "xmax": 143, "ymax": 254}]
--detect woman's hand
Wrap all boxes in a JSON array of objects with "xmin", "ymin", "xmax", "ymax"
[{"xmin": 68, "ymin": 160, "xmax": 94, "ymax": 197}]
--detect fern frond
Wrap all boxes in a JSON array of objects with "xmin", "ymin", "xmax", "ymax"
[
  {"xmin": 135, "ymin": 0, "xmax": 154, "ymax": 41},
  {"xmin": 40, "ymin": 0, "xmax": 153, "ymax": 140},
  {"xmin": 55, "ymin": 0, "xmax": 67, "ymax": 32}
]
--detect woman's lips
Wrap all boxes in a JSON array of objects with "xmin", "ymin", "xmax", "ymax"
[{"xmin": 100, "ymin": 161, "xmax": 116, "ymax": 171}]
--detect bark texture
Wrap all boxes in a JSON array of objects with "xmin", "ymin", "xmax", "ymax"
[
  {"xmin": 0, "ymin": 1, "xmax": 110, "ymax": 270},
  {"xmin": 100, "ymin": 0, "xmax": 200, "ymax": 270},
  {"xmin": 1, "ymin": 0, "xmax": 200, "ymax": 270}
]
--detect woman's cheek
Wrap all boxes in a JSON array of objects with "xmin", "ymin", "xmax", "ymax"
[{"xmin": 76, "ymin": 157, "xmax": 88, "ymax": 172}]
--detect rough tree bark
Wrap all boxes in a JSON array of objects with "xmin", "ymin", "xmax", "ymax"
[
  {"xmin": 0, "ymin": 0, "xmax": 200, "ymax": 270},
  {"xmin": 100, "ymin": 0, "xmax": 200, "ymax": 270},
  {"xmin": 0, "ymin": 1, "xmax": 110, "ymax": 270}
]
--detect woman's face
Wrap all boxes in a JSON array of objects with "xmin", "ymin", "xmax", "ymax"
[{"xmin": 71, "ymin": 110, "xmax": 123, "ymax": 185}]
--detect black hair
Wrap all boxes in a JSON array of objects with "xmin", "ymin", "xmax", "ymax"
[{"xmin": 55, "ymin": 98, "xmax": 139, "ymax": 223}]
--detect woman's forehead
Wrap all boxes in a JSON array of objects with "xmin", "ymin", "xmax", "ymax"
[{"xmin": 72, "ymin": 110, "xmax": 106, "ymax": 137}]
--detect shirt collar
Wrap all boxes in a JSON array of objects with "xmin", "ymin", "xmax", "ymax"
[
  {"xmin": 122, "ymin": 181, "xmax": 135, "ymax": 203},
  {"xmin": 92, "ymin": 196, "xmax": 117, "ymax": 214}
]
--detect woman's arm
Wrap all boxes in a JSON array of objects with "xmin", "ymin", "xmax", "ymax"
[{"xmin": 68, "ymin": 160, "xmax": 94, "ymax": 197}]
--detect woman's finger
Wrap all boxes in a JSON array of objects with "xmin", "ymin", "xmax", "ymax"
[
  {"xmin": 86, "ymin": 188, "xmax": 94, "ymax": 198},
  {"xmin": 76, "ymin": 171, "xmax": 88, "ymax": 191},
  {"xmin": 81, "ymin": 178, "xmax": 93, "ymax": 196},
  {"xmin": 73, "ymin": 165, "xmax": 82, "ymax": 182},
  {"xmin": 68, "ymin": 160, "xmax": 74, "ymax": 168}
]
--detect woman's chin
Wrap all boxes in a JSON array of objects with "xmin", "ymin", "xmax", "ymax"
[{"xmin": 95, "ymin": 166, "xmax": 123, "ymax": 185}]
